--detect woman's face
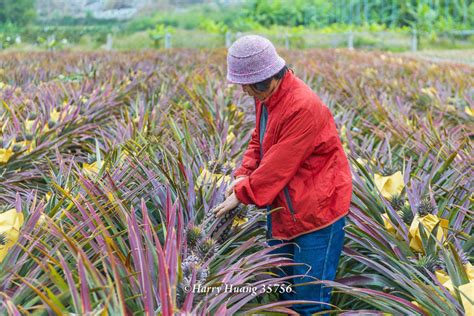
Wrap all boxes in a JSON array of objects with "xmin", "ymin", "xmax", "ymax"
[
  {"xmin": 241, "ymin": 84, "xmax": 265, "ymax": 100},
  {"xmin": 241, "ymin": 79, "xmax": 279, "ymax": 101}
]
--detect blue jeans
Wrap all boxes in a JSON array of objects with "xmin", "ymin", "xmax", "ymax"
[{"xmin": 267, "ymin": 215, "xmax": 346, "ymax": 316}]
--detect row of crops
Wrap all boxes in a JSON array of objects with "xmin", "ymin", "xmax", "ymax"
[{"xmin": 0, "ymin": 49, "xmax": 472, "ymax": 314}]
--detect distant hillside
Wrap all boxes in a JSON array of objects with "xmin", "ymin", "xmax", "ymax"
[
  {"xmin": 36, "ymin": 0, "xmax": 156, "ymax": 20},
  {"xmin": 35, "ymin": 0, "xmax": 245, "ymax": 22}
]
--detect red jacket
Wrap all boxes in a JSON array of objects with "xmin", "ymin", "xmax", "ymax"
[{"xmin": 233, "ymin": 69, "xmax": 352, "ymax": 240}]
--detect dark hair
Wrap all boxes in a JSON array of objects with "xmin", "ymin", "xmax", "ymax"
[{"xmin": 251, "ymin": 65, "xmax": 288, "ymax": 92}]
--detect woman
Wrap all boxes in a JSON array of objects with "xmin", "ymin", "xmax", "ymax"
[{"xmin": 213, "ymin": 34, "xmax": 352, "ymax": 315}]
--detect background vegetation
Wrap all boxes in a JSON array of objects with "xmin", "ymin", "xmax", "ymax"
[{"xmin": 0, "ymin": 0, "xmax": 473, "ymax": 51}]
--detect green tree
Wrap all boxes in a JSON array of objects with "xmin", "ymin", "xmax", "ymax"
[{"xmin": 0, "ymin": 0, "xmax": 36, "ymax": 26}]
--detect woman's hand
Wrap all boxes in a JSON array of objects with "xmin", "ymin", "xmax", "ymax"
[
  {"xmin": 213, "ymin": 192, "xmax": 241, "ymax": 217},
  {"xmin": 225, "ymin": 176, "xmax": 248, "ymax": 198}
]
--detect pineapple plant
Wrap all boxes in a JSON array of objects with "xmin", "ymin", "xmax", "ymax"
[
  {"xmin": 434, "ymin": 248, "xmax": 470, "ymax": 271},
  {"xmin": 416, "ymin": 198, "xmax": 435, "ymax": 217},
  {"xmin": 203, "ymin": 203, "xmax": 247, "ymax": 246},
  {"xmin": 177, "ymin": 254, "xmax": 200, "ymax": 308},
  {"xmin": 87, "ymin": 154, "xmax": 97, "ymax": 164},
  {"xmin": 389, "ymin": 193, "xmax": 405, "ymax": 211},
  {"xmin": 186, "ymin": 224, "xmax": 204, "ymax": 251},
  {"xmin": 47, "ymin": 119, "xmax": 56, "ymax": 128},
  {"xmin": 398, "ymin": 204, "xmax": 414, "ymax": 225},
  {"xmin": 12, "ymin": 143, "xmax": 23, "ymax": 152},
  {"xmin": 27, "ymin": 112, "xmax": 37, "ymax": 120},
  {"xmin": 411, "ymin": 254, "xmax": 439, "ymax": 279},
  {"xmin": 197, "ymin": 237, "xmax": 217, "ymax": 261},
  {"xmin": 380, "ymin": 164, "xmax": 397, "ymax": 176},
  {"xmin": 177, "ymin": 254, "xmax": 210, "ymax": 309},
  {"xmin": 182, "ymin": 254, "xmax": 200, "ymax": 276},
  {"xmin": 207, "ymin": 159, "xmax": 233, "ymax": 176},
  {"xmin": 0, "ymin": 232, "xmax": 7, "ymax": 246}
]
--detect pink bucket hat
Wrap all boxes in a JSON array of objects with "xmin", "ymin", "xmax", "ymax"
[{"xmin": 227, "ymin": 35, "xmax": 286, "ymax": 85}]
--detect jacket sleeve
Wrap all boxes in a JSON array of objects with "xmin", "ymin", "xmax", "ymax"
[
  {"xmin": 233, "ymin": 108, "xmax": 322, "ymax": 207},
  {"xmin": 233, "ymin": 126, "xmax": 261, "ymax": 177}
]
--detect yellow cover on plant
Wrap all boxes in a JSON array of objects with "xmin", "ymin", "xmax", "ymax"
[{"xmin": 0, "ymin": 209, "xmax": 24, "ymax": 263}]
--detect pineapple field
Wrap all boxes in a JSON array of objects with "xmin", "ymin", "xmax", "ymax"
[{"xmin": 0, "ymin": 49, "xmax": 472, "ymax": 315}]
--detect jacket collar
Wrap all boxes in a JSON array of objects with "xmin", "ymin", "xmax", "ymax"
[{"xmin": 259, "ymin": 68, "xmax": 295, "ymax": 112}]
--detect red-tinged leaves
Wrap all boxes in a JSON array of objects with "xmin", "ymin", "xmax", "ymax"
[
  {"xmin": 77, "ymin": 253, "xmax": 92, "ymax": 314},
  {"xmin": 128, "ymin": 208, "xmax": 155, "ymax": 314},
  {"xmin": 58, "ymin": 252, "xmax": 81, "ymax": 312},
  {"xmin": 214, "ymin": 300, "xmax": 229, "ymax": 315},
  {"xmin": 156, "ymin": 232, "xmax": 173, "ymax": 316},
  {"xmin": 0, "ymin": 293, "xmax": 22, "ymax": 316}
]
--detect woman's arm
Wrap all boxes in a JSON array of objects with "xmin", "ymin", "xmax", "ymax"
[
  {"xmin": 233, "ymin": 107, "xmax": 323, "ymax": 207},
  {"xmin": 233, "ymin": 126, "xmax": 261, "ymax": 177}
]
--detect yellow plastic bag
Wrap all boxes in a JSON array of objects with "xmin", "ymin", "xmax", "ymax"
[
  {"xmin": 50, "ymin": 108, "xmax": 61, "ymax": 122},
  {"xmin": 195, "ymin": 168, "xmax": 231, "ymax": 189},
  {"xmin": 11, "ymin": 140, "xmax": 34, "ymax": 154},
  {"xmin": 226, "ymin": 132, "xmax": 236, "ymax": 144},
  {"xmin": 381, "ymin": 213, "xmax": 396, "ymax": 233},
  {"xmin": 24, "ymin": 119, "xmax": 36, "ymax": 131},
  {"xmin": 435, "ymin": 270, "xmax": 454, "ymax": 293},
  {"xmin": 466, "ymin": 262, "xmax": 474, "ymax": 280},
  {"xmin": 381, "ymin": 213, "xmax": 405, "ymax": 240},
  {"xmin": 408, "ymin": 214, "xmax": 449, "ymax": 253},
  {"xmin": 0, "ymin": 209, "xmax": 25, "ymax": 263},
  {"xmin": 232, "ymin": 216, "xmax": 248, "ymax": 227},
  {"xmin": 435, "ymin": 263, "xmax": 474, "ymax": 314},
  {"xmin": 374, "ymin": 171, "xmax": 404, "ymax": 199},
  {"xmin": 465, "ymin": 107, "xmax": 474, "ymax": 117},
  {"xmin": 82, "ymin": 161, "xmax": 108, "ymax": 178},
  {"xmin": 82, "ymin": 161, "xmax": 99, "ymax": 177},
  {"xmin": 0, "ymin": 148, "xmax": 14, "ymax": 163},
  {"xmin": 459, "ymin": 281, "xmax": 474, "ymax": 315}
]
